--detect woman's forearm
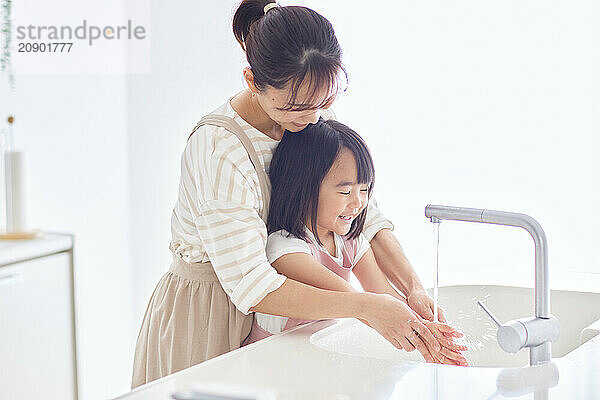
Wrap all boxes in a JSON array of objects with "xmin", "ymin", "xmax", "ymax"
[
  {"xmin": 370, "ymin": 228, "xmax": 425, "ymax": 296},
  {"xmin": 249, "ymin": 278, "xmax": 369, "ymax": 320},
  {"xmin": 251, "ymin": 268, "xmax": 448, "ymax": 364}
]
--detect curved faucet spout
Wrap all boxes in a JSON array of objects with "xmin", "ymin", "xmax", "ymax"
[
  {"xmin": 425, "ymin": 204, "xmax": 559, "ymax": 365},
  {"xmin": 425, "ymin": 205, "xmax": 549, "ymax": 317}
]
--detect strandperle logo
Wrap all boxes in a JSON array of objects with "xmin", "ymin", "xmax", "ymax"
[{"xmin": 16, "ymin": 20, "xmax": 147, "ymax": 46}]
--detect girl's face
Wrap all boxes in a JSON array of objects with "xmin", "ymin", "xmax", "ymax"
[{"xmin": 314, "ymin": 148, "xmax": 370, "ymax": 239}]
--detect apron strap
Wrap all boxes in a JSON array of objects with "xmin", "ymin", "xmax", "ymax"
[{"xmin": 188, "ymin": 115, "xmax": 271, "ymax": 223}]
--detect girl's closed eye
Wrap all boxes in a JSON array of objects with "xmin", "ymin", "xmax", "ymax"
[{"xmin": 340, "ymin": 186, "xmax": 370, "ymax": 195}]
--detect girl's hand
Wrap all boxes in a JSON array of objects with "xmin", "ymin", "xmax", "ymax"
[
  {"xmin": 407, "ymin": 288, "xmax": 447, "ymax": 323},
  {"xmin": 361, "ymin": 293, "xmax": 442, "ymax": 363}
]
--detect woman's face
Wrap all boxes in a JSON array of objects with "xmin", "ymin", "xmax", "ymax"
[
  {"xmin": 255, "ymin": 85, "xmax": 333, "ymax": 132},
  {"xmin": 314, "ymin": 148, "xmax": 370, "ymax": 239},
  {"xmin": 245, "ymin": 68, "xmax": 337, "ymax": 132}
]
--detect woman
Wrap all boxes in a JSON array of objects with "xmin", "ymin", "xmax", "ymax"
[{"xmin": 132, "ymin": 0, "xmax": 453, "ymax": 388}]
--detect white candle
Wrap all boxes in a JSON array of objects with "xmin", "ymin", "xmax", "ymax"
[{"xmin": 5, "ymin": 151, "xmax": 27, "ymax": 233}]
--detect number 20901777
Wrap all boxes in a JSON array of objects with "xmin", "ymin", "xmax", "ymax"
[{"xmin": 18, "ymin": 42, "xmax": 74, "ymax": 52}]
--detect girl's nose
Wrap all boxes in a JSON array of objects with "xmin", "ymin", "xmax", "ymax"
[{"xmin": 348, "ymin": 193, "xmax": 362, "ymax": 209}]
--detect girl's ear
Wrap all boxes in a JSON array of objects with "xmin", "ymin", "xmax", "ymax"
[{"xmin": 243, "ymin": 67, "xmax": 260, "ymax": 94}]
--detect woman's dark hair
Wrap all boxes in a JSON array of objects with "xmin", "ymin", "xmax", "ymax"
[
  {"xmin": 267, "ymin": 119, "xmax": 375, "ymax": 245},
  {"xmin": 233, "ymin": 1, "xmax": 347, "ymax": 111}
]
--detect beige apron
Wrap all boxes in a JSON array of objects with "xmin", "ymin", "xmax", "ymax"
[{"xmin": 131, "ymin": 114, "xmax": 271, "ymax": 388}]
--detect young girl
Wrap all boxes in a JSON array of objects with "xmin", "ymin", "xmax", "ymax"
[{"xmin": 243, "ymin": 119, "xmax": 468, "ymax": 365}]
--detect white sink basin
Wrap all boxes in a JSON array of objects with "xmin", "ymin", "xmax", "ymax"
[{"xmin": 310, "ymin": 285, "xmax": 600, "ymax": 368}]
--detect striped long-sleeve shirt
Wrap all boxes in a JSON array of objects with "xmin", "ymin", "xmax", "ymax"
[{"xmin": 169, "ymin": 99, "xmax": 394, "ymax": 314}]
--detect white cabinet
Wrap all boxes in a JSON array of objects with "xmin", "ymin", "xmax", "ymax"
[{"xmin": 0, "ymin": 234, "xmax": 77, "ymax": 400}]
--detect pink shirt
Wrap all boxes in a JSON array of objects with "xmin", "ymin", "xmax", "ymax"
[{"xmin": 242, "ymin": 228, "xmax": 370, "ymax": 346}]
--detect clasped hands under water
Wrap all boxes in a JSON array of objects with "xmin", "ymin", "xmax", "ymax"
[{"xmin": 361, "ymin": 291, "xmax": 469, "ymax": 366}]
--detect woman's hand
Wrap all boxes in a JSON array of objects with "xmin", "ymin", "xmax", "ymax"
[
  {"xmin": 398, "ymin": 317, "xmax": 469, "ymax": 366},
  {"xmin": 361, "ymin": 293, "xmax": 443, "ymax": 363},
  {"xmin": 361, "ymin": 292, "xmax": 469, "ymax": 366},
  {"xmin": 423, "ymin": 320, "xmax": 469, "ymax": 366},
  {"xmin": 407, "ymin": 288, "xmax": 447, "ymax": 323},
  {"xmin": 406, "ymin": 290, "xmax": 469, "ymax": 366}
]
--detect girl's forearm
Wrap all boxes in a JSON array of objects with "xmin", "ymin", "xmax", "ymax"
[
  {"xmin": 369, "ymin": 281, "xmax": 408, "ymax": 304},
  {"xmin": 353, "ymin": 248, "xmax": 408, "ymax": 304},
  {"xmin": 355, "ymin": 266, "xmax": 408, "ymax": 304},
  {"xmin": 370, "ymin": 229, "xmax": 425, "ymax": 296}
]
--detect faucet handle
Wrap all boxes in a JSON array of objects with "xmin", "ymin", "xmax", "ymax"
[
  {"xmin": 478, "ymin": 300, "xmax": 528, "ymax": 353},
  {"xmin": 477, "ymin": 300, "xmax": 502, "ymax": 327}
]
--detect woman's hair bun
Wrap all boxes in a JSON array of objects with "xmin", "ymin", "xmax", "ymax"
[{"xmin": 233, "ymin": 0, "xmax": 274, "ymax": 51}]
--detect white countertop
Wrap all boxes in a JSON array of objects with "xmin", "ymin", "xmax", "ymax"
[
  {"xmin": 115, "ymin": 316, "xmax": 600, "ymax": 400},
  {"xmin": 0, "ymin": 232, "xmax": 73, "ymax": 267}
]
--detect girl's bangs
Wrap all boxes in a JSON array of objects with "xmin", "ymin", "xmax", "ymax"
[{"xmin": 356, "ymin": 154, "xmax": 375, "ymax": 186}]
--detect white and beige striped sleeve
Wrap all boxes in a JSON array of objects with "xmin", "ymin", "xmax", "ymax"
[
  {"xmin": 362, "ymin": 198, "xmax": 395, "ymax": 242},
  {"xmin": 321, "ymin": 108, "xmax": 395, "ymax": 242},
  {"xmin": 182, "ymin": 126, "xmax": 287, "ymax": 315}
]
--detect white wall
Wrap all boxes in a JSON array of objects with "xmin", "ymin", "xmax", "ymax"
[
  {"xmin": 5, "ymin": 72, "xmax": 133, "ymax": 397},
  {"xmin": 2, "ymin": 1, "xmax": 134, "ymax": 399},
  {"xmin": 1, "ymin": 0, "xmax": 598, "ymax": 399},
  {"xmin": 305, "ymin": 0, "xmax": 600, "ymax": 290}
]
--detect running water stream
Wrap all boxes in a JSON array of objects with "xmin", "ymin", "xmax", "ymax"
[
  {"xmin": 432, "ymin": 221, "xmax": 441, "ymax": 400},
  {"xmin": 429, "ymin": 219, "xmax": 493, "ymax": 368},
  {"xmin": 433, "ymin": 220, "xmax": 440, "ymax": 323}
]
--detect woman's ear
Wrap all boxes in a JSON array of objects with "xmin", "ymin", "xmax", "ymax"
[{"xmin": 243, "ymin": 67, "xmax": 260, "ymax": 94}]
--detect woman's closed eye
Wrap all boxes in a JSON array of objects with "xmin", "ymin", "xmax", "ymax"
[{"xmin": 339, "ymin": 188, "xmax": 369, "ymax": 195}]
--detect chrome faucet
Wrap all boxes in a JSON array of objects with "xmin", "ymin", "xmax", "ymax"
[{"xmin": 424, "ymin": 205, "xmax": 560, "ymax": 365}]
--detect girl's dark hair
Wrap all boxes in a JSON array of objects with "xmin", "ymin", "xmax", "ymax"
[
  {"xmin": 233, "ymin": 1, "xmax": 347, "ymax": 111},
  {"xmin": 267, "ymin": 119, "xmax": 375, "ymax": 245}
]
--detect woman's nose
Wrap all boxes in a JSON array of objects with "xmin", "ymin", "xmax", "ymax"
[{"xmin": 305, "ymin": 110, "xmax": 320, "ymax": 124}]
